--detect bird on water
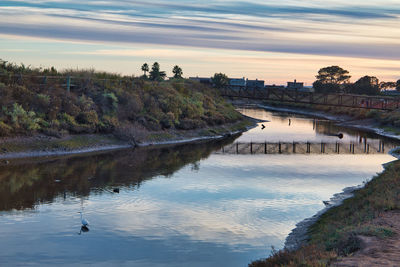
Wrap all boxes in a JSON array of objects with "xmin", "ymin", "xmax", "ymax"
[{"xmin": 78, "ymin": 211, "xmax": 89, "ymax": 227}]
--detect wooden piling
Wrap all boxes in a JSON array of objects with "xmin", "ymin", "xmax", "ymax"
[{"xmin": 66, "ymin": 76, "xmax": 71, "ymax": 92}]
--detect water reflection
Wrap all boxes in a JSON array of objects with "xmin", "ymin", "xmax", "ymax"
[
  {"xmin": 0, "ymin": 108, "xmax": 397, "ymax": 266},
  {"xmin": 0, "ymin": 136, "xmax": 238, "ymax": 212},
  {"xmin": 237, "ymin": 108, "xmax": 399, "ymax": 147}
]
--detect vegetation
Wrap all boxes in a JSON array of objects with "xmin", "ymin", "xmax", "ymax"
[
  {"xmin": 313, "ymin": 66, "xmax": 351, "ymax": 93},
  {"xmin": 172, "ymin": 65, "xmax": 183, "ymax": 79},
  {"xmin": 313, "ymin": 66, "xmax": 399, "ymax": 95},
  {"xmin": 212, "ymin": 73, "xmax": 229, "ymax": 89},
  {"xmin": 141, "ymin": 63, "xmax": 149, "ymax": 78},
  {"xmin": 250, "ymin": 160, "xmax": 400, "ymax": 266},
  {"xmin": 149, "ymin": 62, "xmax": 166, "ymax": 81},
  {"xmin": 351, "ymin": 75, "xmax": 380, "ymax": 95},
  {"xmin": 0, "ymin": 60, "xmax": 246, "ymax": 143}
]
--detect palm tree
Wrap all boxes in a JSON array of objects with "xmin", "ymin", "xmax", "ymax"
[
  {"xmin": 172, "ymin": 65, "xmax": 183, "ymax": 79},
  {"xmin": 141, "ymin": 63, "xmax": 149, "ymax": 77},
  {"xmin": 149, "ymin": 62, "xmax": 166, "ymax": 81}
]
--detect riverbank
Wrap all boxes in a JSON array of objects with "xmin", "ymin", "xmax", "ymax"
[
  {"xmin": 0, "ymin": 119, "xmax": 255, "ymax": 161},
  {"xmin": 248, "ymin": 102, "xmax": 400, "ymax": 266},
  {"xmin": 251, "ymin": 155, "xmax": 400, "ymax": 267}
]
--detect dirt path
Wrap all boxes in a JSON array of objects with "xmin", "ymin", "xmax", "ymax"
[{"xmin": 335, "ymin": 211, "xmax": 400, "ymax": 267}]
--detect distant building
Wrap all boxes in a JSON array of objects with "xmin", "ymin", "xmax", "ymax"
[
  {"xmin": 229, "ymin": 78, "xmax": 246, "ymax": 91},
  {"xmin": 189, "ymin": 77, "xmax": 212, "ymax": 85},
  {"xmin": 246, "ymin": 79, "xmax": 265, "ymax": 90},
  {"xmin": 229, "ymin": 78, "xmax": 246, "ymax": 86},
  {"xmin": 287, "ymin": 79, "xmax": 304, "ymax": 90}
]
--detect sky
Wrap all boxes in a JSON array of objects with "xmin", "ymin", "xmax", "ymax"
[{"xmin": 0, "ymin": 0, "xmax": 399, "ymax": 85}]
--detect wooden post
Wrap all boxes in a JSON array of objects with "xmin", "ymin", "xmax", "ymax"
[
  {"xmin": 236, "ymin": 142, "xmax": 239, "ymax": 154},
  {"xmin": 337, "ymin": 143, "xmax": 340, "ymax": 154},
  {"xmin": 250, "ymin": 142, "xmax": 253, "ymax": 154},
  {"xmin": 264, "ymin": 142, "xmax": 267, "ymax": 154},
  {"xmin": 367, "ymin": 144, "xmax": 369, "ymax": 154},
  {"xmin": 293, "ymin": 142, "xmax": 296, "ymax": 153},
  {"xmin": 352, "ymin": 144, "xmax": 355, "ymax": 154},
  {"xmin": 279, "ymin": 142, "xmax": 282, "ymax": 154},
  {"xmin": 66, "ymin": 76, "xmax": 71, "ymax": 93},
  {"xmin": 307, "ymin": 142, "xmax": 310, "ymax": 153},
  {"xmin": 382, "ymin": 141, "xmax": 385, "ymax": 152}
]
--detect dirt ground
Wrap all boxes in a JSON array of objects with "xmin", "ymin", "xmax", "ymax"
[{"xmin": 335, "ymin": 211, "xmax": 400, "ymax": 267}]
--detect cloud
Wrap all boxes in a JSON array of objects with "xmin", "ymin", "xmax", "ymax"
[{"xmin": 0, "ymin": 0, "xmax": 399, "ymax": 60}]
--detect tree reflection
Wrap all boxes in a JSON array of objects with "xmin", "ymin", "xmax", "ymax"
[{"xmin": 0, "ymin": 136, "xmax": 239, "ymax": 211}]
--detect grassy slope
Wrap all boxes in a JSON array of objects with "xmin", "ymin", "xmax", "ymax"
[{"xmin": 0, "ymin": 64, "xmax": 250, "ymax": 147}]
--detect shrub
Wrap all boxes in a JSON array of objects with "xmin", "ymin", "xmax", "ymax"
[
  {"xmin": 100, "ymin": 92, "xmax": 118, "ymax": 114},
  {"xmin": 0, "ymin": 121, "xmax": 12, "ymax": 136},
  {"xmin": 75, "ymin": 110, "xmax": 99, "ymax": 126},
  {"xmin": 114, "ymin": 122, "xmax": 148, "ymax": 145},
  {"xmin": 7, "ymin": 103, "xmax": 41, "ymax": 132}
]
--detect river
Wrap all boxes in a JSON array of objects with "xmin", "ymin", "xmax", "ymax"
[{"xmin": 0, "ymin": 108, "xmax": 397, "ymax": 266}]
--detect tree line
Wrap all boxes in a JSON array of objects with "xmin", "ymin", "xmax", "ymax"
[
  {"xmin": 140, "ymin": 62, "xmax": 183, "ymax": 81},
  {"xmin": 313, "ymin": 66, "xmax": 400, "ymax": 95}
]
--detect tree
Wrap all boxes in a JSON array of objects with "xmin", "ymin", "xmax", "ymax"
[
  {"xmin": 212, "ymin": 73, "xmax": 229, "ymax": 89},
  {"xmin": 313, "ymin": 66, "xmax": 351, "ymax": 93},
  {"xmin": 141, "ymin": 63, "xmax": 149, "ymax": 78},
  {"xmin": 172, "ymin": 65, "xmax": 183, "ymax": 79},
  {"xmin": 350, "ymin": 76, "xmax": 380, "ymax": 95},
  {"xmin": 149, "ymin": 62, "xmax": 166, "ymax": 81},
  {"xmin": 397, "ymin": 79, "xmax": 400, "ymax": 92},
  {"xmin": 379, "ymin": 81, "xmax": 396, "ymax": 91}
]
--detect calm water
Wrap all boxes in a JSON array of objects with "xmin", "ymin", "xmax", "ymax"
[{"xmin": 0, "ymin": 108, "xmax": 397, "ymax": 266}]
